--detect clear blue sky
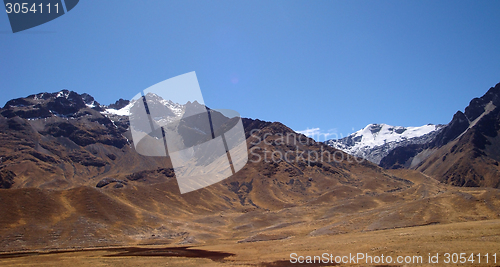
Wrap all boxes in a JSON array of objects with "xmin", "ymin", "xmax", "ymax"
[{"xmin": 1, "ymin": 0, "xmax": 500, "ymax": 140}]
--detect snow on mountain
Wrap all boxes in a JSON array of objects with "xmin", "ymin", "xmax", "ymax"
[
  {"xmin": 102, "ymin": 101, "xmax": 134, "ymax": 116},
  {"xmin": 56, "ymin": 91, "xmax": 70, "ymax": 99},
  {"xmin": 159, "ymin": 99, "xmax": 184, "ymax": 117},
  {"xmin": 325, "ymin": 123, "xmax": 444, "ymax": 164},
  {"xmin": 101, "ymin": 94, "xmax": 185, "ymax": 119}
]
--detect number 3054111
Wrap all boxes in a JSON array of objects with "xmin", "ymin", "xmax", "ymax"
[{"xmin": 5, "ymin": 3, "xmax": 60, "ymax": 14}]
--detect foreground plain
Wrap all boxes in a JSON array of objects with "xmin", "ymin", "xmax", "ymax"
[{"xmin": 1, "ymin": 219, "xmax": 499, "ymax": 266}]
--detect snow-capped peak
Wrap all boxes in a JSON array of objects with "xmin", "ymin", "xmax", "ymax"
[
  {"xmin": 159, "ymin": 99, "xmax": 184, "ymax": 117},
  {"xmin": 101, "ymin": 94, "xmax": 185, "ymax": 118},
  {"xmin": 56, "ymin": 90, "xmax": 70, "ymax": 99},
  {"xmin": 325, "ymin": 123, "xmax": 444, "ymax": 164},
  {"xmin": 102, "ymin": 101, "xmax": 135, "ymax": 116},
  {"xmin": 351, "ymin": 123, "xmax": 439, "ymax": 148}
]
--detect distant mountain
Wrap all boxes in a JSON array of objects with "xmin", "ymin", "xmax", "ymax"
[
  {"xmin": 380, "ymin": 82, "xmax": 500, "ymax": 188},
  {"xmin": 102, "ymin": 93, "xmax": 184, "ymax": 119},
  {"xmin": 325, "ymin": 123, "xmax": 444, "ymax": 164},
  {"xmin": 325, "ymin": 82, "xmax": 500, "ymax": 188}
]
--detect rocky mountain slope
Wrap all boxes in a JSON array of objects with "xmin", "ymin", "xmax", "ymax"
[
  {"xmin": 325, "ymin": 123, "xmax": 444, "ymax": 164},
  {"xmin": 380, "ymin": 82, "xmax": 500, "ymax": 188}
]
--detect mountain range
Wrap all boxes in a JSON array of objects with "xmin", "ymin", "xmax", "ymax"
[
  {"xmin": 326, "ymin": 123, "xmax": 444, "ymax": 164},
  {"xmin": 326, "ymin": 82, "xmax": 500, "ymax": 188},
  {"xmin": 0, "ymin": 85, "xmax": 499, "ymax": 262}
]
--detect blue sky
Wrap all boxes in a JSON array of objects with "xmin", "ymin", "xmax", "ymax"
[{"xmin": 1, "ymin": 0, "xmax": 500, "ymax": 140}]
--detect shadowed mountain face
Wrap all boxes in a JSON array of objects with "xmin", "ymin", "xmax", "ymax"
[
  {"xmin": 380, "ymin": 82, "xmax": 500, "ymax": 188},
  {"xmin": 0, "ymin": 91, "xmax": 132, "ymax": 189},
  {"xmin": 1, "ymin": 90, "xmax": 500, "ymax": 252}
]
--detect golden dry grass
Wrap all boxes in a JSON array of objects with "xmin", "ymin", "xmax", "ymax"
[{"xmin": 0, "ymin": 219, "xmax": 499, "ymax": 266}]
